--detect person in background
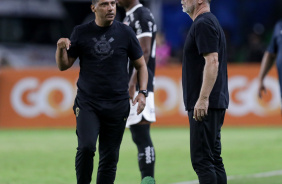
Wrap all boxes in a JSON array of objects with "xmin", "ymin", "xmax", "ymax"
[
  {"xmin": 258, "ymin": 19, "xmax": 282, "ymax": 106},
  {"xmin": 156, "ymin": 32, "xmax": 171, "ymax": 67},
  {"xmin": 117, "ymin": 0, "xmax": 157, "ymax": 181}
]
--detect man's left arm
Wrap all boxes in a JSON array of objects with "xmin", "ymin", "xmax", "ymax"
[
  {"xmin": 138, "ymin": 37, "xmax": 152, "ymax": 63},
  {"xmin": 194, "ymin": 52, "xmax": 219, "ymax": 121},
  {"xmin": 131, "ymin": 56, "xmax": 148, "ymax": 115}
]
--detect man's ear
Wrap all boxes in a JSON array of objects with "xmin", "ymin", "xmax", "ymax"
[{"xmin": 91, "ymin": 4, "xmax": 96, "ymax": 13}]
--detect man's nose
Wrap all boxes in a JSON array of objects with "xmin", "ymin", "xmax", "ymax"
[{"xmin": 108, "ymin": 4, "xmax": 115, "ymax": 11}]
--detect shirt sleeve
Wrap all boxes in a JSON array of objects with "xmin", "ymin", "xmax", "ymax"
[
  {"xmin": 134, "ymin": 13, "xmax": 153, "ymax": 39},
  {"xmin": 127, "ymin": 28, "xmax": 144, "ymax": 61},
  {"xmin": 67, "ymin": 27, "xmax": 79, "ymax": 58},
  {"xmin": 267, "ymin": 23, "xmax": 279, "ymax": 54},
  {"xmin": 195, "ymin": 19, "xmax": 219, "ymax": 55}
]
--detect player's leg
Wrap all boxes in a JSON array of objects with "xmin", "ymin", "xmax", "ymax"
[
  {"xmin": 74, "ymin": 99, "xmax": 100, "ymax": 184},
  {"xmin": 130, "ymin": 121, "xmax": 155, "ymax": 179},
  {"xmin": 188, "ymin": 109, "xmax": 218, "ymax": 184},
  {"xmin": 213, "ymin": 109, "xmax": 227, "ymax": 184},
  {"xmin": 96, "ymin": 99, "xmax": 130, "ymax": 184},
  {"xmin": 127, "ymin": 92, "xmax": 156, "ymax": 179}
]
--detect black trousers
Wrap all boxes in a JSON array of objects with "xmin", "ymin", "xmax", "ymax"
[
  {"xmin": 73, "ymin": 97, "xmax": 130, "ymax": 184},
  {"xmin": 188, "ymin": 109, "xmax": 227, "ymax": 184}
]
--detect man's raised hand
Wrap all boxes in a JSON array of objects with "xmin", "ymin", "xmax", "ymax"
[{"xmin": 57, "ymin": 38, "xmax": 71, "ymax": 50}]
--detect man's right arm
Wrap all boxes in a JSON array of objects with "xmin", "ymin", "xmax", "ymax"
[
  {"xmin": 194, "ymin": 52, "xmax": 219, "ymax": 121},
  {"xmin": 55, "ymin": 38, "xmax": 77, "ymax": 71},
  {"xmin": 258, "ymin": 51, "xmax": 276, "ymax": 98}
]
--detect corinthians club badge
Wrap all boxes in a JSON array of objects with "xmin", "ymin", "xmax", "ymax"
[{"xmin": 92, "ymin": 35, "xmax": 114, "ymax": 60}]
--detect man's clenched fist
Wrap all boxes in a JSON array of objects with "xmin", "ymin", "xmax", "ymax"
[{"xmin": 57, "ymin": 38, "xmax": 71, "ymax": 50}]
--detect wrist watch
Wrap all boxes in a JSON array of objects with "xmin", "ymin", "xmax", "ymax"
[{"xmin": 138, "ymin": 90, "xmax": 148, "ymax": 97}]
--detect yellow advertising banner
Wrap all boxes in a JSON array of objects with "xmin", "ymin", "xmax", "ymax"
[{"xmin": 0, "ymin": 64, "xmax": 281, "ymax": 128}]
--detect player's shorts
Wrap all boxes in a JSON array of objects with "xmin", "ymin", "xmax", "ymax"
[{"xmin": 126, "ymin": 91, "xmax": 156, "ymax": 128}]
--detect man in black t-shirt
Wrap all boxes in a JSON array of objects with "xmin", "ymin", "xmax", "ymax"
[
  {"xmin": 117, "ymin": 0, "xmax": 157, "ymax": 180},
  {"xmin": 55, "ymin": 0, "xmax": 148, "ymax": 183},
  {"xmin": 181, "ymin": 0, "xmax": 229, "ymax": 184}
]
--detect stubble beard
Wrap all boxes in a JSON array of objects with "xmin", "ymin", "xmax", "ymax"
[
  {"xmin": 182, "ymin": 0, "xmax": 196, "ymax": 15},
  {"xmin": 185, "ymin": 4, "xmax": 195, "ymax": 15}
]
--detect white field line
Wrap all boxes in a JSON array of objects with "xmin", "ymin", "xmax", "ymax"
[{"xmin": 172, "ymin": 170, "xmax": 282, "ymax": 184}]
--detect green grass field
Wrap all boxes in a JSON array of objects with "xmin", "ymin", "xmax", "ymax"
[{"xmin": 0, "ymin": 127, "xmax": 282, "ymax": 184}]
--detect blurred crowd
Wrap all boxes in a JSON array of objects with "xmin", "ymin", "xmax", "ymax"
[{"xmin": 1, "ymin": 0, "xmax": 282, "ymax": 69}]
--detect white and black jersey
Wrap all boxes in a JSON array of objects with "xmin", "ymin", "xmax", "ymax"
[{"xmin": 123, "ymin": 4, "xmax": 157, "ymax": 92}]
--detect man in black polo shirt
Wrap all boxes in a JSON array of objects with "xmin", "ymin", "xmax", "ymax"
[
  {"xmin": 55, "ymin": 0, "xmax": 148, "ymax": 183},
  {"xmin": 181, "ymin": 0, "xmax": 229, "ymax": 184}
]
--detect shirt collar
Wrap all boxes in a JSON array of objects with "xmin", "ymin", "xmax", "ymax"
[{"xmin": 126, "ymin": 4, "xmax": 143, "ymax": 16}]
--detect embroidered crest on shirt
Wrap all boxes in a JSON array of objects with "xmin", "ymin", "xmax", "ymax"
[{"xmin": 92, "ymin": 35, "xmax": 114, "ymax": 60}]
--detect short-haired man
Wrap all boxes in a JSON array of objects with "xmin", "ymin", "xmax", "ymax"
[
  {"xmin": 181, "ymin": 0, "xmax": 229, "ymax": 183},
  {"xmin": 55, "ymin": 0, "xmax": 148, "ymax": 183},
  {"xmin": 117, "ymin": 0, "xmax": 157, "ymax": 180}
]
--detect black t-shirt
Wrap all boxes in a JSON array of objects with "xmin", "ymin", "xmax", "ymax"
[
  {"xmin": 67, "ymin": 20, "xmax": 143, "ymax": 101},
  {"xmin": 182, "ymin": 12, "xmax": 229, "ymax": 110},
  {"xmin": 123, "ymin": 4, "xmax": 157, "ymax": 92}
]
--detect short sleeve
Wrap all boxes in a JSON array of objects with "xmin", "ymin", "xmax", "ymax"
[
  {"xmin": 195, "ymin": 20, "xmax": 219, "ymax": 55},
  {"xmin": 267, "ymin": 23, "xmax": 279, "ymax": 54},
  {"xmin": 134, "ymin": 14, "xmax": 153, "ymax": 39},
  {"xmin": 127, "ymin": 28, "xmax": 143, "ymax": 61},
  {"xmin": 67, "ymin": 27, "xmax": 79, "ymax": 58}
]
